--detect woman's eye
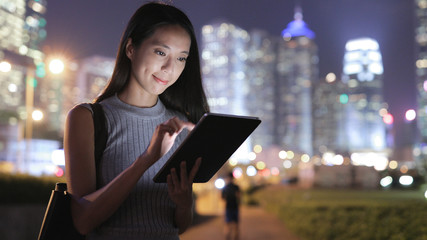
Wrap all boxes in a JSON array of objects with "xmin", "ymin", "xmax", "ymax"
[
  {"xmin": 155, "ymin": 50, "xmax": 165, "ymax": 56},
  {"xmin": 178, "ymin": 57, "xmax": 187, "ymax": 62}
]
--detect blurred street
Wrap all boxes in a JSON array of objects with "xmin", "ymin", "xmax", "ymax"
[{"xmin": 181, "ymin": 190, "xmax": 300, "ymax": 240}]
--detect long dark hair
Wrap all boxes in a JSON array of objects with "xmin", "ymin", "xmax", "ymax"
[{"xmin": 95, "ymin": 2, "xmax": 209, "ymax": 123}]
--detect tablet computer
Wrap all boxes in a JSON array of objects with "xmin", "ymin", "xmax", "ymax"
[{"xmin": 153, "ymin": 113, "xmax": 261, "ymax": 183}]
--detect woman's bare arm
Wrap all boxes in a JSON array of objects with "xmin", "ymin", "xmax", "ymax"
[{"xmin": 64, "ymin": 106, "xmax": 154, "ymax": 234}]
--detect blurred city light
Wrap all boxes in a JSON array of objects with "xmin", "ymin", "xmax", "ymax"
[
  {"xmin": 228, "ymin": 158, "xmax": 238, "ymax": 166},
  {"xmin": 380, "ymin": 176, "xmax": 393, "ymax": 187},
  {"xmin": 405, "ymin": 109, "xmax": 416, "ymax": 121},
  {"xmin": 286, "ymin": 151, "xmax": 295, "ymax": 159},
  {"xmin": 283, "ymin": 160, "xmax": 292, "ymax": 169},
  {"xmin": 373, "ymin": 156, "xmax": 389, "ymax": 171},
  {"xmin": 51, "ymin": 149, "xmax": 65, "ymax": 166},
  {"xmin": 253, "ymin": 144, "xmax": 262, "ymax": 153},
  {"xmin": 332, "ymin": 154, "xmax": 344, "ymax": 165},
  {"xmin": 350, "ymin": 152, "xmax": 388, "ymax": 168},
  {"xmin": 383, "ymin": 113, "xmax": 394, "ymax": 125},
  {"xmin": 256, "ymin": 161, "xmax": 266, "ymax": 170},
  {"xmin": 271, "ymin": 167, "xmax": 280, "ymax": 176},
  {"xmin": 32, "ymin": 109, "xmax": 44, "ymax": 121},
  {"xmin": 246, "ymin": 165, "xmax": 257, "ymax": 176},
  {"xmin": 48, "ymin": 58, "xmax": 65, "ymax": 74},
  {"xmin": 301, "ymin": 154, "xmax": 310, "ymax": 163},
  {"xmin": 378, "ymin": 108, "xmax": 388, "ymax": 117},
  {"xmin": 8, "ymin": 83, "xmax": 17, "ymax": 92},
  {"xmin": 400, "ymin": 165, "xmax": 409, "ymax": 174},
  {"xmin": 248, "ymin": 152, "xmax": 257, "ymax": 161},
  {"xmin": 389, "ymin": 160, "xmax": 398, "ymax": 169},
  {"xmin": 339, "ymin": 94, "xmax": 349, "ymax": 104},
  {"xmin": 214, "ymin": 178, "xmax": 225, "ymax": 189},
  {"xmin": 55, "ymin": 167, "xmax": 64, "ymax": 177},
  {"xmin": 345, "ymin": 38, "xmax": 379, "ymax": 51},
  {"xmin": 278, "ymin": 150, "xmax": 287, "ymax": 159},
  {"xmin": 325, "ymin": 72, "xmax": 336, "ymax": 83},
  {"xmin": 399, "ymin": 175, "xmax": 414, "ymax": 186},
  {"xmin": 232, "ymin": 167, "xmax": 243, "ymax": 179},
  {"xmin": 0, "ymin": 61, "xmax": 12, "ymax": 72}
]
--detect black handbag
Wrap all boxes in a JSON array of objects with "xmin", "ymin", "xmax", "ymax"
[
  {"xmin": 37, "ymin": 183, "xmax": 85, "ymax": 240},
  {"xmin": 38, "ymin": 103, "xmax": 108, "ymax": 240}
]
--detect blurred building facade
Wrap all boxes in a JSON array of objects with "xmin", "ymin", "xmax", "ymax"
[
  {"xmin": 277, "ymin": 8, "xmax": 317, "ymax": 156},
  {"xmin": 312, "ymin": 74, "xmax": 347, "ymax": 156},
  {"xmin": 201, "ymin": 8, "xmax": 318, "ymax": 159},
  {"xmin": 414, "ymin": 0, "xmax": 427, "ymax": 175},
  {"xmin": 0, "ymin": 0, "xmax": 54, "ymax": 174},
  {"xmin": 0, "ymin": 0, "xmax": 46, "ymax": 118},
  {"xmin": 340, "ymin": 38, "xmax": 387, "ymax": 153}
]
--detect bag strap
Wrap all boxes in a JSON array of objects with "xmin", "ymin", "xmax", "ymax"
[{"xmin": 89, "ymin": 103, "xmax": 108, "ymax": 188}]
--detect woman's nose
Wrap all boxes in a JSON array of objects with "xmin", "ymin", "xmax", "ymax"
[{"xmin": 161, "ymin": 57, "xmax": 174, "ymax": 73}]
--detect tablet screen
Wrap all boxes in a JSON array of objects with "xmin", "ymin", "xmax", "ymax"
[{"xmin": 153, "ymin": 113, "xmax": 261, "ymax": 183}]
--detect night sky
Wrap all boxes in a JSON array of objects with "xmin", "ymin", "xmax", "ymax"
[{"xmin": 43, "ymin": 0, "xmax": 416, "ymax": 145}]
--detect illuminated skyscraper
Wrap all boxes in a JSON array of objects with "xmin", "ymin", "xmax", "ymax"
[
  {"xmin": 201, "ymin": 21, "xmax": 249, "ymax": 115},
  {"xmin": 312, "ymin": 74, "xmax": 347, "ymax": 156},
  {"xmin": 0, "ymin": 0, "xmax": 47, "ymax": 113},
  {"xmin": 0, "ymin": 0, "xmax": 48, "ymax": 170},
  {"xmin": 276, "ymin": 7, "xmax": 317, "ymax": 155},
  {"xmin": 245, "ymin": 29, "xmax": 277, "ymax": 148},
  {"xmin": 414, "ymin": 0, "xmax": 427, "ymax": 173},
  {"xmin": 340, "ymin": 38, "xmax": 386, "ymax": 152}
]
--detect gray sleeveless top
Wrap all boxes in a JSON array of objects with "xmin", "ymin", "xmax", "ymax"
[{"xmin": 84, "ymin": 95, "xmax": 188, "ymax": 240}]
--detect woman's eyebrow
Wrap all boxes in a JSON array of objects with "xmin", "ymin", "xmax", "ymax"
[{"xmin": 152, "ymin": 41, "xmax": 189, "ymax": 55}]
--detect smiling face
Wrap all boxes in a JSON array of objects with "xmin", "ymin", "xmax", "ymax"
[{"xmin": 122, "ymin": 24, "xmax": 191, "ymax": 106}]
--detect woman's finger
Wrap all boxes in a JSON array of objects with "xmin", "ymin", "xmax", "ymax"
[
  {"xmin": 188, "ymin": 158, "xmax": 202, "ymax": 183},
  {"xmin": 179, "ymin": 161, "xmax": 188, "ymax": 188},
  {"xmin": 169, "ymin": 117, "xmax": 195, "ymax": 132},
  {"xmin": 170, "ymin": 167, "xmax": 180, "ymax": 187}
]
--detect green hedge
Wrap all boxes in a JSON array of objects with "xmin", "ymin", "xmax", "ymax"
[
  {"xmin": 0, "ymin": 173, "xmax": 64, "ymax": 204},
  {"xmin": 253, "ymin": 187, "xmax": 427, "ymax": 240}
]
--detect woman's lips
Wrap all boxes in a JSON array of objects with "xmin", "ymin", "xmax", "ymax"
[{"xmin": 153, "ymin": 75, "xmax": 168, "ymax": 85}]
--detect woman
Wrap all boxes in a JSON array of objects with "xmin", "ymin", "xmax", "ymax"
[{"xmin": 64, "ymin": 2, "xmax": 209, "ymax": 239}]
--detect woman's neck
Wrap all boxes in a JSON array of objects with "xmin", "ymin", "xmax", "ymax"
[{"xmin": 117, "ymin": 89, "xmax": 158, "ymax": 108}]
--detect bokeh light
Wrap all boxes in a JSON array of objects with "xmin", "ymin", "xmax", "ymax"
[
  {"xmin": 301, "ymin": 154, "xmax": 310, "ymax": 163},
  {"xmin": 283, "ymin": 160, "xmax": 292, "ymax": 169},
  {"xmin": 215, "ymin": 178, "xmax": 225, "ymax": 189},
  {"xmin": 399, "ymin": 175, "xmax": 413, "ymax": 186},
  {"xmin": 380, "ymin": 176, "xmax": 393, "ymax": 187},
  {"xmin": 248, "ymin": 152, "xmax": 257, "ymax": 161},
  {"xmin": 256, "ymin": 161, "xmax": 266, "ymax": 170},
  {"xmin": 383, "ymin": 113, "xmax": 394, "ymax": 125},
  {"xmin": 232, "ymin": 167, "xmax": 243, "ymax": 179},
  {"xmin": 405, "ymin": 109, "xmax": 416, "ymax": 121},
  {"xmin": 48, "ymin": 59, "xmax": 65, "ymax": 74},
  {"xmin": 253, "ymin": 145, "xmax": 262, "ymax": 153},
  {"xmin": 32, "ymin": 110, "xmax": 44, "ymax": 121},
  {"xmin": 246, "ymin": 165, "xmax": 257, "ymax": 176},
  {"xmin": 278, "ymin": 150, "xmax": 287, "ymax": 159},
  {"xmin": 0, "ymin": 61, "xmax": 12, "ymax": 72},
  {"xmin": 389, "ymin": 160, "xmax": 398, "ymax": 169}
]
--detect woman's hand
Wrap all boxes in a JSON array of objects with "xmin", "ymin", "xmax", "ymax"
[
  {"xmin": 146, "ymin": 117, "xmax": 194, "ymax": 163},
  {"xmin": 167, "ymin": 158, "xmax": 201, "ymax": 233},
  {"xmin": 167, "ymin": 158, "xmax": 201, "ymax": 209}
]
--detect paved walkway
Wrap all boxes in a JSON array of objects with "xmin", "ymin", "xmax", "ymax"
[{"xmin": 180, "ymin": 205, "xmax": 300, "ymax": 240}]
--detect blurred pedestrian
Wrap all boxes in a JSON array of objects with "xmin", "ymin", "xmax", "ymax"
[
  {"xmin": 64, "ymin": 2, "xmax": 209, "ymax": 239},
  {"xmin": 221, "ymin": 172, "xmax": 241, "ymax": 240}
]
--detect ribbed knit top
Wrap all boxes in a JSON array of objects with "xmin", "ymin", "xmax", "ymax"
[{"xmin": 84, "ymin": 95, "xmax": 188, "ymax": 240}]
